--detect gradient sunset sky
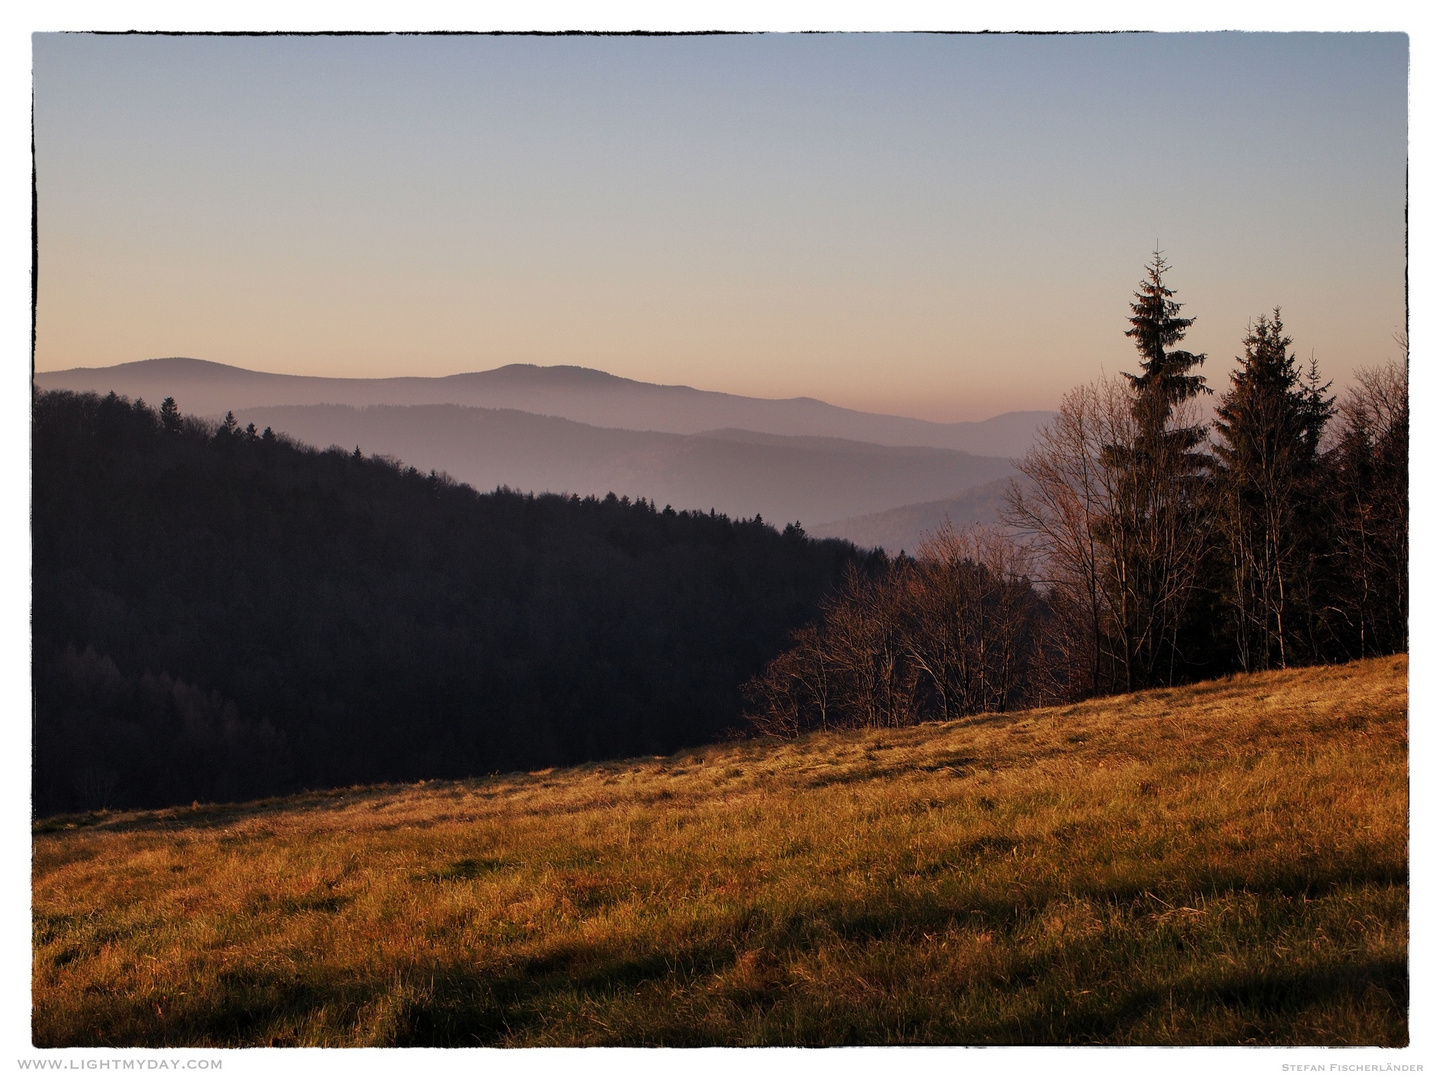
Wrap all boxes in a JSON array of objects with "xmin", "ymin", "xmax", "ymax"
[{"xmin": 32, "ymin": 31, "xmax": 1407, "ymax": 421}]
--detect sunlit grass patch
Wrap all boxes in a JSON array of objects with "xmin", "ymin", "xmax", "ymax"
[{"xmin": 33, "ymin": 656, "xmax": 1407, "ymax": 1046}]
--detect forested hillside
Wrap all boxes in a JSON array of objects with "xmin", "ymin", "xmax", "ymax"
[{"xmin": 32, "ymin": 390, "xmax": 871, "ymax": 815}]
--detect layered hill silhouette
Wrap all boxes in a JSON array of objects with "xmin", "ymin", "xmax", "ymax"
[
  {"xmin": 225, "ymin": 404, "xmax": 1017, "ymax": 526},
  {"xmin": 35, "ymin": 357, "xmax": 1049, "ymax": 534},
  {"xmin": 35, "ymin": 357, "xmax": 1051, "ymax": 457}
]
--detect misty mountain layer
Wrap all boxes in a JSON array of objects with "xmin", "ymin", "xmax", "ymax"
[
  {"xmin": 226, "ymin": 403, "xmax": 1018, "ymax": 527},
  {"xmin": 35, "ymin": 357, "xmax": 1052, "ymax": 458},
  {"xmin": 812, "ymin": 476, "xmax": 1016, "ymax": 554}
]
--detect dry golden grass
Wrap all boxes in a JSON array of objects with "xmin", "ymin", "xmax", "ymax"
[{"xmin": 33, "ymin": 656, "xmax": 1407, "ymax": 1047}]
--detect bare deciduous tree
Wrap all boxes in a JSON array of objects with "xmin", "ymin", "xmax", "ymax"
[
  {"xmin": 743, "ymin": 530, "xmax": 1045, "ymax": 736},
  {"xmin": 741, "ymin": 623, "xmax": 835, "ymax": 738},
  {"xmin": 1007, "ymin": 376, "xmax": 1209, "ymax": 694},
  {"xmin": 906, "ymin": 522, "xmax": 1038, "ymax": 716},
  {"xmin": 1324, "ymin": 352, "xmax": 1408, "ymax": 657},
  {"xmin": 823, "ymin": 564, "xmax": 919, "ymax": 729}
]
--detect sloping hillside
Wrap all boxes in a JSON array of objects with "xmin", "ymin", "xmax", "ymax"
[{"xmin": 33, "ymin": 657, "xmax": 1407, "ymax": 1047}]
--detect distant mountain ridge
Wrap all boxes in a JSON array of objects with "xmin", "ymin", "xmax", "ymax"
[{"xmin": 35, "ymin": 357, "xmax": 1052, "ymax": 458}]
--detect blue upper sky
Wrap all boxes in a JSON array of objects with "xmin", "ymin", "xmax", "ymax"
[{"xmin": 32, "ymin": 31, "xmax": 1407, "ymax": 419}]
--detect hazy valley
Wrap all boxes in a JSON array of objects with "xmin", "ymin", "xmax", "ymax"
[
  {"xmin": 230, "ymin": 405, "xmax": 1017, "ymax": 528},
  {"xmin": 813, "ymin": 476, "xmax": 1015, "ymax": 553},
  {"xmin": 35, "ymin": 358, "xmax": 1041, "ymax": 546}
]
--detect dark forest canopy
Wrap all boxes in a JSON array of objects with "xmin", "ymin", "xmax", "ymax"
[{"xmin": 33, "ymin": 390, "xmax": 873, "ymax": 815}]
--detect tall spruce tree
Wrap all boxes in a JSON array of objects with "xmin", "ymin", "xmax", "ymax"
[
  {"xmin": 1212, "ymin": 310, "xmax": 1334, "ymax": 671},
  {"xmin": 1124, "ymin": 250, "xmax": 1210, "ymax": 447},
  {"xmin": 1101, "ymin": 251, "xmax": 1212, "ymax": 688}
]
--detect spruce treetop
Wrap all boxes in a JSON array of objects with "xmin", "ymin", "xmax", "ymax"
[
  {"xmin": 1214, "ymin": 309, "xmax": 1334, "ymax": 473},
  {"xmin": 1124, "ymin": 250, "xmax": 1209, "ymax": 428}
]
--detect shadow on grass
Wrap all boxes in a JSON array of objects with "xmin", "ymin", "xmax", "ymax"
[
  {"xmin": 956, "ymin": 958, "xmax": 1408, "ymax": 1046},
  {"xmin": 34, "ymin": 857, "xmax": 1407, "ymax": 1048},
  {"xmin": 38, "ymin": 896, "xmax": 1406, "ymax": 1048},
  {"xmin": 391, "ymin": 928, "xmax": 1408, "ymax": 1047}
]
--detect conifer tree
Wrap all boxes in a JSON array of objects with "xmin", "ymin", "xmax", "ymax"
[
  {"xmin": 1124, "ymin": 251, "xmax": 1210, "ymax": 439},
  {"xmin": 1212, "ymin": 310, "xmax": 1334, "ymax": 670},
  {"xmin": 1101, "ymin": 251, "xmax": 1212, "ymax": 688},
  {"xmin": 159, "ymin": 396, "xmax": 181, "ymax": 434}
]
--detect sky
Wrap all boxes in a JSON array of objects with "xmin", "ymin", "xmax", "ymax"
[{"xmin": 32, "ymin": 31, "xmax": 1408, "ymax": 420}]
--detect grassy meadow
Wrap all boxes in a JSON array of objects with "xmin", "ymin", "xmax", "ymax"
[{"xmin": 32, "ymin": 656, "xmax": 1408, "ymax": 1047}]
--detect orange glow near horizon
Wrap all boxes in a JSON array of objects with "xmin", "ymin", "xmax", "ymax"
[{"xmin": 33, "ymin": 33, "xmax": 1407, "ymax": 423}]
